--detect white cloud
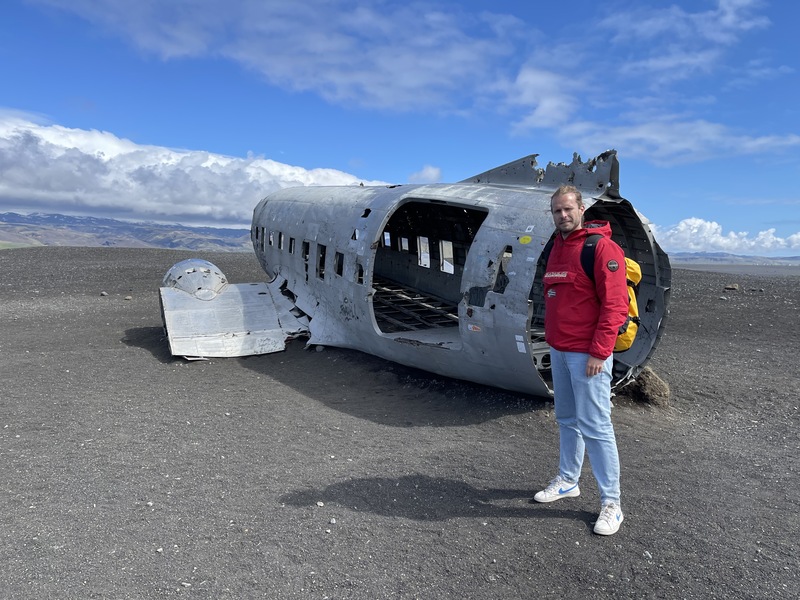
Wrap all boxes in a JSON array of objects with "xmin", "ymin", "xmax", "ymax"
[
  {"xmin": 0, "ymin": 116, "xmax": 385, "ymax": 226},
  {"xmin": 600, "ymin": 0, "xmax": 769, "ymax": 46},
  {"xmin": 657, "ymin": 217, "xmax": 800, "ymax": 255},
  {"xmin": 506, "ymin": 65, "xmax": 582, "ymax": 131},
  {"xmin": 593, "ymin": 0, "xmax": 777, "ymax": 94},
  {"xmin": 617, "ymin": 49, "xmax": 722, "ymax": 83},
  {"xmin": 407, "ymin": 165, "xmax": 442, "ymax": 184},
  {"xmin": 32, "ymin": 0, "xmax": 520, "ymax": 112},
  {"xmin": 498, "ymin": 3, "xmax": 794, "ymax": 164},
  {"xmin": 561, "ymin": 117, "xmax": 800, "ymax": 165},
  {"xmin": 725, "ymin": 59, "xmax": 795, "ymax": 89}
]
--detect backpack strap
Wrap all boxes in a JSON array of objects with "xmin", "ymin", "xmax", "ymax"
[{"xmin": 581, "ymin": 234, "xmax": 602, "ymax": 282}]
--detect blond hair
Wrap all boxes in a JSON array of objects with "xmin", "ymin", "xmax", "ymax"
[{"xmin": 550, "ymin": 185, "xmax": 583, "ymax": 208}]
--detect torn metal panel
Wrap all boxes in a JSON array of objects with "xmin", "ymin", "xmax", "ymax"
[
  {"xmin": 160, "ymin": 264, "xmax": 309, "ymax": 358},
  {"xmin": 459, "ymin": 154, "xmax": 545, "ymax": 186},
  {"xmin": 540, "ymin": 150, "xmax": 620, "ymax": 198},
  {"xmin": 459, "ymin": 150, "xmax": 620, "ymax": 200}
]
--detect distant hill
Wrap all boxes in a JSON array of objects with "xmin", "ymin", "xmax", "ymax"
[
  {"xmin": 2, "ymin": 212, "xmax": 799, "ymax": 265},
  {"xmin": 669, "ymin": 251, "xmax": 800, "ymax": 266},
  {"xmin": 0, "ymin": 212, "xmax": 251, "ymax": 252}
]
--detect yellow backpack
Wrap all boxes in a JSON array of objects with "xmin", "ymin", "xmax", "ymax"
[{"xmin": 614, "ymin": 256, "xmax": 641, "ymax": 352}]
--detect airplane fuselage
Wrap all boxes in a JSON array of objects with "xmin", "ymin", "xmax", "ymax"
[{"xmin": 249, "ymin": 153, "xmax": 670, "ymax": 396}]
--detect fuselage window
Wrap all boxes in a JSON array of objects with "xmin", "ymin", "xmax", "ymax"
[
  {"xmin": 440, "ymin": 240, "xmax": 454, "ymax": 274},
  {"xmin": 383, "ymin": 231, "xmax": 392, "ymax": 247},
  {"xmin": 417, "ymin": 236, "xmax": 430, "ymax": 268},
  {"xmin": 399, "ymin": 237, "xmax": 410, "ymax": 252},
  {"xmin": 356, "ymin": 262, "xmax": 364, "ymax": 285},
  {"xmin": 289, "ymin": 237, "xmax": 296, "ymax": 254},
  {"xmin": 268, "ymin": 231, "xmax": 274, "ymax": 246},
  {"xmin": 334, "ymin": 251, "xmax": 344, "ymax": 277},
  {"xmin": 278, "ymin": 232, "xmax": 284, "ymax": 250},
  {"xmin": 302, "ymin": 240, "xmax": 310, "ymax": 280},
  {"xmin": 317, "ymin": 244, "xmax": 327, "ymax": 279}
]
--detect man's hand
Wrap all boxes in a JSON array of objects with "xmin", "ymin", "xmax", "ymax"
[{"xmin": 586, "ymin": 355, "xmax": 606, "ymax": 377}]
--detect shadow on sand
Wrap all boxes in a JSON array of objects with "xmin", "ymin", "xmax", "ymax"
[
  {"xmin": 123, "ymin": 327, "xmax": 549, "ymax": 428},
  {"xmin": 280, "ymin": 473, "xmax": 595, "ymax": 526}
]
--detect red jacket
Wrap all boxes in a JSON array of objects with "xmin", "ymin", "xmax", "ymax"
[{"xmin": 542, "ymin": 221, "xmax": 629, "ymax": 359}]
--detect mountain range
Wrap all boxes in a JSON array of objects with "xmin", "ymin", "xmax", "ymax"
[
  {"xmin": 1, "ymin": 212, "xmax": 799, "ymax": 265},
  {"xmin": 0, "ymin": 212, "xmax": 250, "ymax": 252}
]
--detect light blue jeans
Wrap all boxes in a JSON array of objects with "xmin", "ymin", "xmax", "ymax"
[{"xmin": 551, "ymin": 348, "xmax": 621, "ymax": 506}]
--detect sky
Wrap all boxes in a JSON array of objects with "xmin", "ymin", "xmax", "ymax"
[{"xmin": 1, "ymin": 0, "xmax": 799, "ymax": 256}]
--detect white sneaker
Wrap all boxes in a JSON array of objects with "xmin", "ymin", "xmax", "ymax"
[
  {"xmin": 594, "ymin": 502, "xmax": 624, "ymax": 535},
  {"xmin": 533, "ymin": 475, "xmax": 580, "ymax": 503}
]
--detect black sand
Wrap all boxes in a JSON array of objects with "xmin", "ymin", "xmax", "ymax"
[{"xmin": 1, "ymin": 247, "xmax": 797, "ymax": 599}]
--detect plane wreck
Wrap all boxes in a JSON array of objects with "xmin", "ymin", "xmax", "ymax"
[{"xmin": 160, "ymin": 150, "xmax": 671, "ymax": 398}]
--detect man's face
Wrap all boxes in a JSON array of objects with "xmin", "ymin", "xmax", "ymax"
[{"xmin": 551, "ymin": 193, "xmax": 585, "ymax": 237}]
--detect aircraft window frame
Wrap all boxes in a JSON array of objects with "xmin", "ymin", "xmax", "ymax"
[
  {"xmin": 439, "ymin": 240, "xmax": 455, "ymax": 274},
  {"xmin": 417, "ymin": 236, "xmax": 430, "ymax": 268},
  {"xmin": 317, "ymin": 244, "xmax": 327, "ymax": 279},
  {"xmin": 302, "ymin": 240, "xmax": 310, "ymax": 280},
  {"xmin": 334, "ymin": 251, "xmax": 344, "ymax": 277}
]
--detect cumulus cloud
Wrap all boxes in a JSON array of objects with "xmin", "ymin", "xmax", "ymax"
[
  {"xmin": 0, "ymin": 116, "xmax": 385, "ymax": 226},
  {"xmin": 656, "ymin": 217, "xmax": 800, "ymax": 255},
  {"xmin": 407, "ymin": 165, "xmax": 442, "ymax": 184}
]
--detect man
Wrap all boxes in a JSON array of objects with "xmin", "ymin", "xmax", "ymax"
[{"xmin": 533, "ymin": 184, "xmax": 629, "ymax": 536}]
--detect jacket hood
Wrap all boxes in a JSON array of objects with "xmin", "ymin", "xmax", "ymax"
[
  {"xmin": 561, "ymin": 220, "xmax": 612, "ymax": 244},
  {"xmin": 582, "ymin": 220, "xmax": 613, "ymax": 236}
]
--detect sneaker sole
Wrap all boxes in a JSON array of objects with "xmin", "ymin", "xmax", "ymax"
[
  {"xmin": 532, "ymin": 488, "xmax": 580, "ymax": 503},
  {"xmin": 593, "ymin": 513, "xmax": 624, "ymax": 535}
]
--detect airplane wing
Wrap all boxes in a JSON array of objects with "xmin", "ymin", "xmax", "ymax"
[{"xmin": 159, "ymin": 259, "xmax": 308, "ymax": 359}]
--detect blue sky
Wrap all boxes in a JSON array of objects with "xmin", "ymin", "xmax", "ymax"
[{"xmin": 1, "ymin": 0, "xmax": 799, "ymax": 255}]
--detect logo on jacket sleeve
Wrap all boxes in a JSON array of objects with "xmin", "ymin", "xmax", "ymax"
[
  {"xmin": 547, "ymin": 289, "xmax": 556, "ymax": 298},
  {"xmin": 607, "ymin": 260, "xmax": 619, "ymax": 272}
]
